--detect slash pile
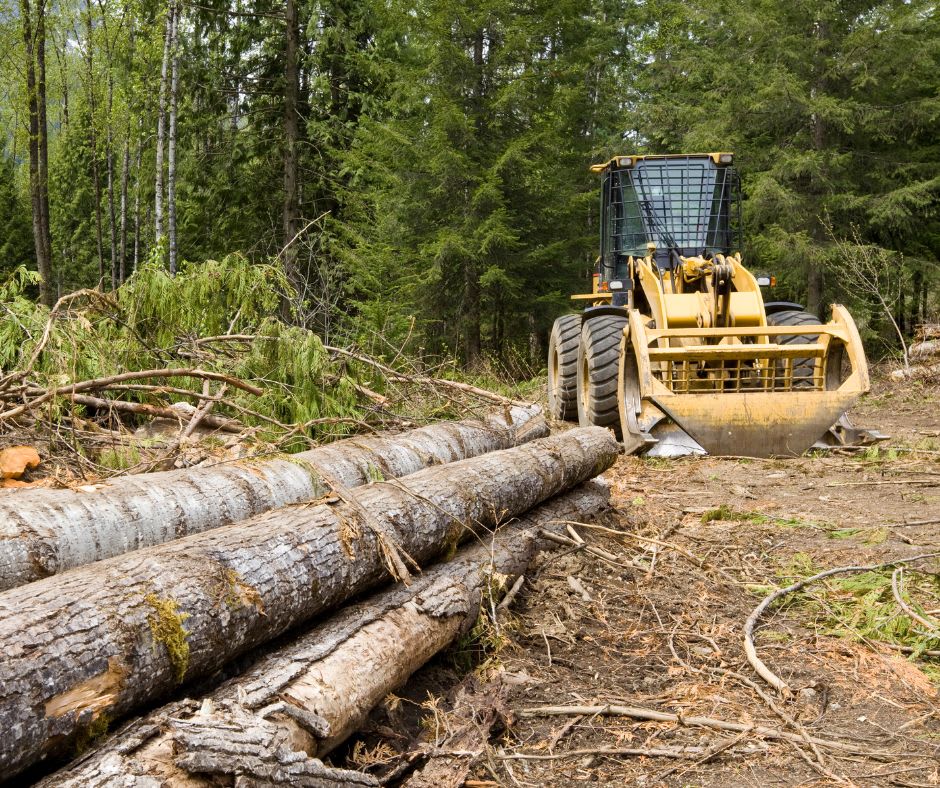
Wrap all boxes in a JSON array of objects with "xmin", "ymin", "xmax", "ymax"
[{"xmin": 0, "ymin": 405, "xmax": 619, "ymax": 785}]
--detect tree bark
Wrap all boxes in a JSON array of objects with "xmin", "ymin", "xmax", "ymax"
[
  {"xmin": 154, "ymin": 0, "xmax": 174, "ymax": 253},
  {"xmin": 0, "ymin": 407, "xmax": 546, "ymax": 590},
  {"xmin": 0, "ymin": 428, "xmax": 618, "ymax": 779},
  {"xmin": 41, "ymin": 482, "xmax": 609, "ymax": 786},
  {"xmin": 20, "ymin": 0, "xmax": 55, "ymax": 306},
  {"xmin": 167, "ymin": 2, "xmax": 180, "ymax": 275}
]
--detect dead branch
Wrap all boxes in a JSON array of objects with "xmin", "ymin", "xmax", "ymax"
[
  {"xmin": 497, "ymin": 743, "xmax": 768, "ymax": 761},
  {"xmin": 323, "ymin": 345, "xmax": 526, "ymax": 407},
  {"xmin": 0, "ymin": 368, "xmax": 263, "ymax": 422},
  {"xmin": 46, "ymin": 392, "xmax": 244, "ymax": 432},
  {"xmin": 891, "ymin": 568, "xmax": 940, "ymax": 636},
  {"xmin": 744, "ymin": 552, "xmax": 940, "ymax": 696},
  {"xmin": 516, "ymin": 704, "xmax": 903, "ymax": 758}
]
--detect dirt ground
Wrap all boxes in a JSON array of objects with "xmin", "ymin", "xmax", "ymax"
[{"xmin": 340, "ymin": 372, "xmax": 940, "ymax": 787}]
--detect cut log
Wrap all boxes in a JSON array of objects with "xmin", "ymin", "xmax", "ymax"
[
  {"xmin": 0, "ymin": 405, "xmax": 547, "ymax": 590},
  {"xmin": 0, "ymin": 428, "xmax": 619, "ymax": 779},
  {"xmin": 911, "ymin": 339, "xmax": 940, "ymax": 360},
  {"xmin": 41, "ymin": 481, "xmax": 610, "ymax": 786}
]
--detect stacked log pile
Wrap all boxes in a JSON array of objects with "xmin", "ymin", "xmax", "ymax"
[
  {"xmin": 891, "ymin": 323, "xmax": 940, "ymax": 381},
  {"xmin": 0, "ymin": 412, "xmax": 619, "ymax": 784}
]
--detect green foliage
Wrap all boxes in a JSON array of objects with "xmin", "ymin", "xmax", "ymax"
[
  {"xmin": 0, "ymin": 258, "xmax": 364, "ymax": 444},
  {"xmin": 0, "ymin": 154, "xmax": 33, "ymax": 280},
  {"xmin": 1, "ymin": 0, "xmax": 937, "ymax": 369}
]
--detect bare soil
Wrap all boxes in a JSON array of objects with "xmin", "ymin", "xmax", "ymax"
[{"xmin": 341, "ymin": 372, "xmax": 940, "ymax": 787}]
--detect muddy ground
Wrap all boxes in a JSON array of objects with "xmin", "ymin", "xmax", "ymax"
[{"xmin": 340, "ymin": 373, "xmax": 940, "ymax": 787}]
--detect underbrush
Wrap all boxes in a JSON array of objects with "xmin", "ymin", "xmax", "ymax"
[
  {"xmin": 0, "ymin": 259, "xmax": 526, "ymax": 475},
  {"xmin": 774, "ymin": 554, "xmax": 940, "ymax": 683}
]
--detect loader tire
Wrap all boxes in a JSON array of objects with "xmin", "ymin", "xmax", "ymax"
[
  {"xmin": 547, "ymin": 314, "xmax": 581, "ymax": 421},
  {"xmin": 767, "ymin": 309, "xmax": 820, "ymax": 389},
  {"xmin": 577, "ymin": 315, "xmax": 628, "ymax": 437}
]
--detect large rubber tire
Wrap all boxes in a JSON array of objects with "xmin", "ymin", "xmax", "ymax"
[
  {"xmin": 767, "ymin": 309, "xmax": 821, "ymax": 389},
  {"xmin": 547, "ymin": 314, "xmax": 581, "ymax": 421},
  {"xmin": 577, "ymin": 315, "xmax": 628, "ymax": 436}
]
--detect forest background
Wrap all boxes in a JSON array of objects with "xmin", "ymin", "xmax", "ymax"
[{"xmin": 1, "ymin": 0, "xmax": 938, "ymax": 374}]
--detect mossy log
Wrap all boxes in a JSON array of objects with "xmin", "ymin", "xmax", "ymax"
[
  {"xmin": 0, "ymin": 428, "xmax": 619, "ymax": 779},
  {"xmin": 0, "ymin": 405, "xmax": 547, "ymax": 590},
  {"xmin": 41, "ymin": 482, "xmax": 610, "ymax": 787}
]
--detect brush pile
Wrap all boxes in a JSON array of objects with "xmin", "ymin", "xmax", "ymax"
[{"xmin": 0, "ymin": 259, "xmax": 526, "ymax": 481}]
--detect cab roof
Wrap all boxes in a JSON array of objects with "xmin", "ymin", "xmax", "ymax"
[{"xmin": 590, "ymin": 153, "xmax": 733, "ymax": 173}]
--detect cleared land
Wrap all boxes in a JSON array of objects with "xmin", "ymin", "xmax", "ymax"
[{"xmin": 341, "ymin": 373, "xmax": 940, "ymax": 787}]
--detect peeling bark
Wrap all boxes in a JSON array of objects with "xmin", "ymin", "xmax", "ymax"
[
  {"xmin": 0, "ymin": 429, "xmax": 619, "ymax": 778},
  {"xmin": 0, "ymin": 407, "xmax": 546, "ymax": 590},
  {"xmin": 41, "ymin": 482, "xmax": 609, "ymax": 786}
]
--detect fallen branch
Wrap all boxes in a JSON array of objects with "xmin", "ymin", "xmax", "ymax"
[
  {"xmin": 743, "ymin": 552, "xmax": 940, "ymax": 695},
  {"xmin": 57, "ymin": 392, "xmax": 243, "ymax": 432},
  {"xmin": 891, "ymin": 568, "xmax": 940, "ymax": 636},
  {"xmin": 497, "ymin": 743, "xmax": 768, "ymax": 761},
  {"xmin": 0, "ymin": 367, "xmax": 263, "ymax": 422},
  {"xmin": 517, "ymin": 704, "xmax": 902, "ymax": 758},
  {"xmin": 323, "ymin": 345, "xmax": 527, "ymax": 407}
]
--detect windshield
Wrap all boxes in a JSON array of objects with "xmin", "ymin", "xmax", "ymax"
[{"xmin": 612, "ymin": 158, "xmax": 739, "ymax": 261}]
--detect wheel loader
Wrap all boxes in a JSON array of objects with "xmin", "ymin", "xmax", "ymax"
[{"xmin": 547, "ymin": 153, "xmax": 883, "ymax": 457}]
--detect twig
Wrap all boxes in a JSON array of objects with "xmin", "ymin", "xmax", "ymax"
[
  {"xmin": 891, "ymin": 568, "xmax": 940, "ymax": 635},
  {"xmin": 323, "ymin": 345, "xmax": 527, "ymax": 407},
  {"xmin": 181, "ymin": 382, "xmax": 224, "ymax": 439},
  {"xmin": 538, "ymin": 529, "xmax": 622, "ymax": 566},
  {"xmin": 517, "ymin": 704, "xmax": 904, "ymax": 758},
  {"xmin": 654, "ymin": 729, "xmax": 753, "ymax": 781},
  {"xmin": 497, "ymin": 743, "xmax": 768, "ymax": 761},
  {"xmin": 743, "ymin": 552, "xmax": 940, "ymax": 695},
  {"xmin": 497, "ymin": 575, "xmax": 525, "ymax": 613}
]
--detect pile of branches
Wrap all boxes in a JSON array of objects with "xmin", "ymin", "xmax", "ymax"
[{"xmin": 0, "ymin": 261, "xmax": 522, "ymax": 478}]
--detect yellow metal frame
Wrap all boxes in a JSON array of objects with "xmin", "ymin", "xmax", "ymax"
[{"xmin": 622, "ymin": 304, "xmax": 870, "ymax": 456}]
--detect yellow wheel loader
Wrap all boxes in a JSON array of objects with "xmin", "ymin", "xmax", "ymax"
[{"xmin": 547, "ymin": 153, "xmax": 884, "ymax": 457}]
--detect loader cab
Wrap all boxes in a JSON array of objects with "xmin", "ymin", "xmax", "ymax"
[{"xmin": 597, "ymin": 154, "xmax": 742, "ymax": 284}]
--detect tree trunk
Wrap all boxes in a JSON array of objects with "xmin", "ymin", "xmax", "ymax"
[
  {"xmin": 167, "ymin": 2, "xmax": 179, "ymax": 275},
  {"xmin": 806, "ymin": 17, "xmax": 827, "ymax": 319},
  {"xmin": 0, "ymin": 428, "xmax": 618, "ymax": 779},
  {"xmin": 154, "ymin": 0, "xmax": 174, "ymax": 253},
  {"xmin": 133, "ymin": 135, "xmax": 142, "ymax": 271},
  {"xmin": 282, "ymin": 0, "xmax": 301, "ymax": 260},
  {"xmin": 41, "ymin": 482, "xmax": 609, "ymax": 786},
  {"xmin": 0, "ymin": 408, "xmax": 546, "ymax": 590},
  {"xmin": 20, "ymin": 0, "xmax": 55, "ymax": 306},
  {"xmin": 119, "ymin": 136, "xmax": 129, "ymax": 283}
]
